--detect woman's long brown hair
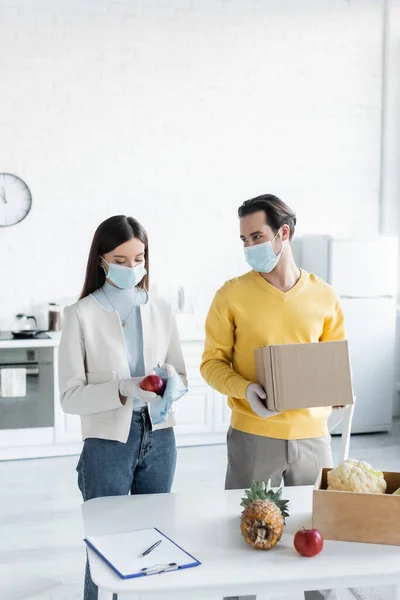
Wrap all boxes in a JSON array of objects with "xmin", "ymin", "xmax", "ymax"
[{"xmin": 79, "ymin": 215, "xmax": 149, "ymax": 299}]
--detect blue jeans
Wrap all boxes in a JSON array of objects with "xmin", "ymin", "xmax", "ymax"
[{"xmin": 77, "ymin": 407, "xmax": 177, "ymax": 600}]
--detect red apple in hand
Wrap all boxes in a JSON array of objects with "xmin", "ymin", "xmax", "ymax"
[
  {"xmin": 294, "ymin": 529, "xmax": 324, "ymax": 557},
  {"xmin": 140, "ymin": 375, "xmax": 166, "ymax": 396}
]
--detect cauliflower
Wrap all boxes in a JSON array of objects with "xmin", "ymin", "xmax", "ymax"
[{"xmin": 327, "ymin": 459, "xmax": 387, "ymax": 494}]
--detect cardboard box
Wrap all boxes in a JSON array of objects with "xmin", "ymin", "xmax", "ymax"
[
  {"xmin": 313, "ymin": 468, "xmax": 400, "ymax": 545},
  {"xmin": 254, "ymin": 340, "xmax": 354, "ymax": 411}
]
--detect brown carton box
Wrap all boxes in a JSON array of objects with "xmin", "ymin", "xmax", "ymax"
[
  {"xmin": 254, "ymin": 340, "xmax": 354, "ymax": 411},
  {"xmin": 313, "ymin": 468, "xmax": 400, "ymax": 545}
]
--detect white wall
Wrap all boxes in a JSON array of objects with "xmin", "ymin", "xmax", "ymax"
[
  {"xmin": 0, "ymin": 0, "xmax": 384, "ymax": 330},
  {"xmin": 381, "ymin": 0, "xmax": 400, "ymax": 238},
  {"xmin": 382, "ymin": 0, "xmax": 400, "ymax": 416}
]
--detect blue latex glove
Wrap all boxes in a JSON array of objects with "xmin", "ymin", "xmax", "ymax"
[{"xmin": 148, "ymin": 364, "xmax": 188, "ymax": 425}]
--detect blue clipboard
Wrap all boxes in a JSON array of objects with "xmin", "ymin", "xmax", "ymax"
[{"xmin": 84, "ymin": 527, "xmax": 201, "ymax": 579}]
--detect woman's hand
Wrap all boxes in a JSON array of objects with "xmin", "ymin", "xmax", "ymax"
[
  {"xmin": 158, "ymin": 363, "xmax": 187, "ymax": 402},
  {"xmin": 118, "ymin": 377, "xmax": 162, "ymax": 404},
  {"xmin": 159, "ymin": 363, "xmax": 177, "ymax": 378}
]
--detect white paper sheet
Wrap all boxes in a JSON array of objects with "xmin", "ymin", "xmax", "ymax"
[{"xmin": 85, "ymin": 528, "xmax": 198, "ymax": 578}]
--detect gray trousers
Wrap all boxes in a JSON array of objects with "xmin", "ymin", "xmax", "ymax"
[
  {"xmin": 225, "ymin": 427, "xmax": 333, "ymax": 489},
  {"xmin": 225, "ymin": 427, "xmax": 335, "ymax": 600}
]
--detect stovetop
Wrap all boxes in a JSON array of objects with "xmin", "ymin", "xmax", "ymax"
[{"xmin": 0, "ymin": 331, "xmax": 51, "ymax": 341}]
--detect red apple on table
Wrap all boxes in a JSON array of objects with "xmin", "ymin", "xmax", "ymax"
[
  {"xmin": 140, "ymin": 375, "xmax": 166, "ymax": 396},
  {"xmin": 294, "ymin": 529, "xmax": 324, "ymax": 557}
]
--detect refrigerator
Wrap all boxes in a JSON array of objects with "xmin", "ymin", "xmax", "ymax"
[{"xmin": 299, "ymin": 235, "xmax": 398, "ymax": 434}]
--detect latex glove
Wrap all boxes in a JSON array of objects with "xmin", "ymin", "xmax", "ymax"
[
  {"xmin": 118, "ymin": 377, "xmax": 161, "ymax": 403},
  {"xmin": 159, "ymin": 362, "xmax": 187, "ymax": 387},
  {"xmin": 246, "ymin": 383, "xmax": 280, "ymax": 419},
  {"xmin": 157, "ymin": 363, "xmax": 187, "ymax": 403},
  {"xmin": 159, "ymin": 363, "xmax": 177, "ymax": 379}
]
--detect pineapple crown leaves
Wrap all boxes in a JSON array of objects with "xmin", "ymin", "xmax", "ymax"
[{"xmin": 240, "ymin": 479, "xmax": 290, "ymax": 522}]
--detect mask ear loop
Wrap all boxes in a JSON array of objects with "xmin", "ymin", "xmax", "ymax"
[
  {"xmin": 99, "ymin": 256, "xmax": 108, "ymax": 276},
  {"xmin": 272, "ymin": 229, "xmax": 283, "ymax": 257}
]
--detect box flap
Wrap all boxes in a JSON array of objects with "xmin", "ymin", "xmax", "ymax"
[{"xmin": 255, "ymin": 346, "xmax": 276, "ymax": 411}]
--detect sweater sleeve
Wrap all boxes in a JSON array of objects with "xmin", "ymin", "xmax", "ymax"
[
  {"xmin": 58, "ymin": 306, "xmax": 123, "ymax": 416},
  {"xmin": 200, "ymin": 291, "xmax": 252, "ymax": 399},
  {"xmin": 319, "ymin": 297, "xmax": 347, "ymax": 342}
]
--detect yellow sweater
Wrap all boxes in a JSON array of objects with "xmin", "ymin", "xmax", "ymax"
[{"xmin": 200, "ymin": 269, "xmax": 346, "ymax": 440}]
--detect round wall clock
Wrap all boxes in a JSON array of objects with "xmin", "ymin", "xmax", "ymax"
[{"xmin": 0, "ymin": 173, "xmax": 32, "ymax": 227}]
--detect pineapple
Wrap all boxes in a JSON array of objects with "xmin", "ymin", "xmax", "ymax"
[{"xmin": 240, "ymin": 480, "xmax": 289, "ymax": 550}]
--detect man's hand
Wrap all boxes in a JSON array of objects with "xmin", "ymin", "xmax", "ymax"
[{"xmin": 246, "ymin": 383, "xmax": 280, "ymax": 419}]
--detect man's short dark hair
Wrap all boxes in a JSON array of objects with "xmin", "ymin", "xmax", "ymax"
[{"xmin": 238, "ymin": 194, "xmax": 297, "ymax": 240}]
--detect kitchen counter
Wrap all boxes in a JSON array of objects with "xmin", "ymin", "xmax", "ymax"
[
  {"xmin": 0, "ymin": 333, "xmax": 61, "ymax": 350},
  {"xmin": 0, "ymin": 332, "xmax": 203, "ymax": 347}
]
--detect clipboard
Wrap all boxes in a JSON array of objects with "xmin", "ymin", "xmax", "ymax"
[{"xmin": 84, "ymin": 527, "xmax": 201, "ymax": 579}]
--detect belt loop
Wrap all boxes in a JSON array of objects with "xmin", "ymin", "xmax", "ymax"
[{"xmin": 288, "ymin": 439, "xmax": 299, "ymax": 464}]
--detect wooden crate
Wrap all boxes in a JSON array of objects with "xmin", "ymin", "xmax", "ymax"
[{"xmin": 312, "ymin": 468, "xmax": 400, "ymax": 545}]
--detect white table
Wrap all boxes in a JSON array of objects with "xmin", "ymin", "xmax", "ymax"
[{"xmin": 82, "ymin": 487, "xmax": 400, "ymax": 600}]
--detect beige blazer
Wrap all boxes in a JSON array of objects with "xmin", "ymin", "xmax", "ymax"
[{"xmin": 58, "ymin": 294, "xmax": 187, "ymax": 443}]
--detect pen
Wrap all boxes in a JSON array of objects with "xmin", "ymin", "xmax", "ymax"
[{"xmin": 139, "ymin": 539, "xmax": 162, "ymax": 558}]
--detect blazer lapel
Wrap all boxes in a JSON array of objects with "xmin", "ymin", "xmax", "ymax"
[{"xmin": 140, "ymin": 302, "xmax": 155, "ymax": 374}]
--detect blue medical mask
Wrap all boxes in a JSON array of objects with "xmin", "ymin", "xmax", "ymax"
[
  {"xmin": 244, "ymin": 232, "xmax": 282, "ymax": 273},
  {"xmin": 103, "ymin": 260, "xmax": 146, "ymax": 289}
]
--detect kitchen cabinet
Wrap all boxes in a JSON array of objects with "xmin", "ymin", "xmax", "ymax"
[
  {"xmin": 213, "ymin": 392, "xmax": 231, "ymax": 433},
  {"xmin": 174, "ymin": 341, "xmax": 214, "ymax": 436},
  {"xmin": 53, "ymin": 346, "xmax": 81, "ymax": 445},
  {"xmin": 54, "ymin": 411, "xmax": 82, "ymax": 444},
  {"xmin": 174, "ymin": 341, "xmax": 230, "ymax": 445}
]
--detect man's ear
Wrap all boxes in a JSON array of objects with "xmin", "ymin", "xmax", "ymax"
[{"xmin": 281, "ymin": 224, "xmax": 290, "ymax": 242}]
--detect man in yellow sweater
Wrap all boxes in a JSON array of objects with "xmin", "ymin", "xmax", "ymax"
[
  {"xmin": 201, "ymin": 195, "xmax": 343, "ymax": 600},
  {"xmin": 201, "ymin": 194, "xmax": 345, "ymax": 490}
]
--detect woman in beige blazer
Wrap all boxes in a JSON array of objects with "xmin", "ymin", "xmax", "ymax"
[{"xmin": 58, "ymin": 215, "xmax": 188, "ymax": 600}]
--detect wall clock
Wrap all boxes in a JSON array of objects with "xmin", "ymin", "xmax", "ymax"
[{"xmin": 0, "ymin": 173, "xmax": 32, "ymax": 227}]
